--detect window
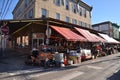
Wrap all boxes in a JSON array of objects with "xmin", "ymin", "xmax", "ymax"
[
  {"xmin": 65, "ymin": 0, "xmax": 69, "ymax": 10},
  {"xmin": 22, "ymin": 36, "xmax": 29, "ymax": 47},
  {"xmin": 66, "ymin": 16, "xmax": 70, "ymax": 22},
  {"xmin": 79, "ymin": 21, "xmax": 82, "ymax": 26},
  {"xmin": 89, "ymin": 12, "xmax": 91, "ymax": 18},
  {"xmin": 61, "ymin": 0, "xmax": 64, "ymax": 6},
  {"xmin": 17, "ymin": 37, "xmax": 21, "ymax": 46},
  {"xmin": 72, "ymin": 3, "xmax": 77, "ymax": 14},
  {"xmin": 82, "ymin": 22, "xmax": 85, "ymax": 27},
  {"xmin": 83, "ymin": 9, "xmax": 87, "ymax": 18},
  {"xmin": 85, "ymin": 23, "xmax": 87, "ymax": 27},
  {"xmin": 29, "ymin": 9, "xmax": 33, "ymax": 18},
  {"xmin": 72, "ymin": 19, "xmax": 77, "ymax": 24},
  {"xmin": 78, "ymin": 7, "xmax": 82, "ymax": 16},
  {"xmin": 56, "ymin": 13, "xmax": 60, "ymax": 20},
  {"xmin": 24, "ymin": 14, "xmax": 27, "ymax": 19},
  {"xmin": 41, "ymin": 8, "xmax": 48, "ymax": 17},
  {"xmin": 24, "ymin": 0, "xmax": 28, "ymax": 7},
  {"xmin": 54, "ymin": 0, "xmax": 60, "ymax": 6}
]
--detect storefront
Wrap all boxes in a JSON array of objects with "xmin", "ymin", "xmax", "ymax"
[{"xmin": 1, "ymin": 17, "xmax": 120, "ymax": 66}]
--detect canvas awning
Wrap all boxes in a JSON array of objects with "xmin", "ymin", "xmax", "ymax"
[
  {"xmin": 51, "ymin": 26, "xmax": 87, "ymax": 41},
  {"xmin": 90, "ymin": 33, "xmax": 106, "ymax": 42},
  {"xmin": 98, "ymin": 33, "xmax": 120, "ymax": 43},
  {"xmin": 75, "ymin": 27, "xmax": 104, "ymax": 42}
]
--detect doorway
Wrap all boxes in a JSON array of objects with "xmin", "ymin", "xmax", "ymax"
[{"xmin": 32, "ymin": 38, "xmax": 44, "ymax": 48}]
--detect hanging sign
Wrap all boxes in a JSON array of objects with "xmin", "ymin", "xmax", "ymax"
[{"xmin": 46, "ymin": 28, "xmax": 51, "ymax": 38}]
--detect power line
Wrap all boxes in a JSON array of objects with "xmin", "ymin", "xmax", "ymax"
[
  {"xmin": 1, "ymin": 0, "xmax": 12, "ymax": 19},
  {"xmin": 2, "ymin": 0, "xmax": 13, "ymax": 19},
  {"xmin": 0, "ymin": 0, "xmax": 5, "ymax": 18},
  {"xmin": 1, "ymin": 0, "xmax": 9, "ymax": 19}
]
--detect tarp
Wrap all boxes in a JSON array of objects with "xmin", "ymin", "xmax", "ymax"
[
  {"xmin": 75, "ymin": 27, "xmax": 105, "ymax": 42},
  {"xmin": 98, "ymin": 33, "xmax": 120, "ymax": 43},
  {"xmin": 90, "ymin": 33, "xmax": 106, "ymax": 42},
  {"xmin": 51, "ymin": 26, "xmax": 87, "ymax": 41}
]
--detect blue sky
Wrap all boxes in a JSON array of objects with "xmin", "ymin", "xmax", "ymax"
[
  {"xmin": 0, "ymin": 0, "xmax": 120, "ymax": 25},
  {"xmin": 0, "ymin": 0, "xmax": 18, "ymax": 20},
  {"xmin": 83, "ymin": 0, "xmax": 120, "ymax": 25}
]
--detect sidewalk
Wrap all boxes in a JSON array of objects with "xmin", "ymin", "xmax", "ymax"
[
  {"xmin": 0, "ymin": 49, "xmax": 120, "ymax": 75},
  {"xmin": 0, "ymin": 48, "xmax": 43, "ymax": 73}
]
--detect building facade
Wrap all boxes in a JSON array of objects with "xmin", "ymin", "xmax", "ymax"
[
  {"xmin": 12, "ymin": 0, "xmax": 92, "ymax": 28},
  {"xmin": 92, "ymin": 21, "xmax": 120, "ymax": 39}
]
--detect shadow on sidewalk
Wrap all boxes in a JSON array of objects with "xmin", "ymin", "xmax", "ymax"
[
  {"xmin": 0, "ymin": 48, "xmax": 78, "ymax": 77},
  {"xmin": 0, "ymin": 48, "xmax": 35, "ymax": 73},
  {"xmin": 107, "ymin": 70, "xmax": 120, "ymax": 80}
]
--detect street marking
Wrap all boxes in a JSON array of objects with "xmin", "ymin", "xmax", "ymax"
[
  {"xmin": 8, "ymin": 68, "xmax": 44, "ymax": 76},
  {"xmin": 53, "ymin": 71, "xmax": 84, "ymax": 80},
  {"xmin": 87, "ymin": 65, "xmax": 103, "ymax": 70},
  {"xmin": 27, "ymin": 71, "xmax": 56, "ymax": 78}
]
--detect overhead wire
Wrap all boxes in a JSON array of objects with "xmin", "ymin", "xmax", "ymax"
[
  {"xmin": 1, "ymin": 0, "xmax": 9, "ymax": 19},
  {"xmin": 2, "ymin": 0, "xmax": 13, "ymax": 19},
  {"xmin": 0, "ymin": 0, "xmax": 5, "ymax": 19},
  {"xmin": 1, "ymin": 0, "xmax": 13, "ymax": 20}
]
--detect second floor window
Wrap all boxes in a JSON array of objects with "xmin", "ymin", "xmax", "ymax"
[
  {"xmin": 66, "ymin": 16, "xmax": 70, "ymax": 22},
  {"xmin": 79, "ymin": 21, "xmax": 82, "ymax": 26},
  {"xmin": 72, "ymin": 19, "xmax": 77, "ymax": 24},
  {"xmin": 56, "ymin": 13, "xmax": 60, "ymax": 20},
  {"xmin": 41, "ymin": 8, "xmax": 47, "ymax": 17}
]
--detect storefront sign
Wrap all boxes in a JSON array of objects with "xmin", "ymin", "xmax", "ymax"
[{"xmin": 32, "ymin": 33, "xmax": 44, "ymax": 39}]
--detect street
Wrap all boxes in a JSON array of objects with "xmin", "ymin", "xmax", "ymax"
[{"xmin": 0, "ymin": 51, "xmax": 120, "ymax": 80}]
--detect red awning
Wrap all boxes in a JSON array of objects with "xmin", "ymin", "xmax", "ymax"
[
  {"xmin": 51, "ymin": 26, "xmax": 87, "ymax": 41},
  {"xmin": 90, "ymin": 33, "xmax": 106, "ymax": 42},
  {"xmin": 75, "ymin": 27, "xmax": 104, "ymax": 42}
]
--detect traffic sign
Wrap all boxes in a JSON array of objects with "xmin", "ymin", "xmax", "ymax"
[{"xmin": 1, "ymin": 25, "xmax": 9, "ymax": 35}]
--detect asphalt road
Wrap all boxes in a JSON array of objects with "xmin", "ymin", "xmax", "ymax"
[{"xmin": 0, "ymin": 51, "xmax": 120, "ymax": 80}]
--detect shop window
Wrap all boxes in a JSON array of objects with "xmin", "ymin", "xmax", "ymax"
[
  {"xmin": 22, "ymin": 36, "xmax": 29, "ymax": 47},
  {"xmin": 17, "ymin": 37, "xmax": 21, "ymax": 46}
]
